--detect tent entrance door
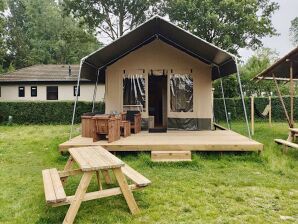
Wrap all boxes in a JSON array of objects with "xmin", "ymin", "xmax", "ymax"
[{"xmin": 148, "ymin": 74, "xmax": 167, "ymax": 129}]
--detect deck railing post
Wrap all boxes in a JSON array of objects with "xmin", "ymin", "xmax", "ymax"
[
  {"xmin": 234, "ymin": 57, "xmax": 251, "ymax": 138},
  {"xmin": 92, "ymin": 69, "xmax": 100, "ymax": 112},
  {"xmin": 70, "ymin": 59, "xmax": 84, "ymax": 140}
]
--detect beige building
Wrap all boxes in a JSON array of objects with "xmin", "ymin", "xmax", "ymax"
[{"xmin": 0, "ymin": 64, "xmax": 104, "ymax": 102}]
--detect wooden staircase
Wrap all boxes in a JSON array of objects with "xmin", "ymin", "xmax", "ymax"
[{"xmin": 151, "ymin": 151, "xmax": 192, "ymax": 162}]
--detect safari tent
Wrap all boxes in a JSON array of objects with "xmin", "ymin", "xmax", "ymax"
[
  {"xmin": 71, "ymin": 16, "xmax": 250, "ymax": 132},
  {"xmin": 60, "ymin": 16, "xmax": 264, "ymax": 153}
]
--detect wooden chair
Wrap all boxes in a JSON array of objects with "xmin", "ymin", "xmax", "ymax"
[
  {"xmin": 92, "ymin": 115, "xmax": 120, "ymax": 143},
  {"xmin": 126, "ymin": 111, "xmax": 142, "ymax": 134},
  {"xmin": 118, "ymin": 112, "xmax": 131, "ymax": 137}
]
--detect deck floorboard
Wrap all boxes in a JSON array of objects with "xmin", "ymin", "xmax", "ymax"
[{"xmin": 59, "ymin": 130, "xmax": 263, "ymax": 152}]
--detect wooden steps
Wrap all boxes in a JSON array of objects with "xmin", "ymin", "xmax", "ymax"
[
  {"xmin": 122, "ymin": 164, "xmax": 151, "ymax": 187},
  {"xmin": 42, "ymin": 168, "xmax": 67, "ymax": 204},
  {"xmin": 275, "ymin": 139, "xmax": 298, "ymax": 150},
  {"xmin": 151, "ymin": 151, "xmax": 192, "ymax": 162}
]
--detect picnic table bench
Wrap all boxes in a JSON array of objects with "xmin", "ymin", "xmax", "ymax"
[
  {"xmin": 42, "ymin": 146, "xmax": 151, "ymax": 224},
  {"xmin": 274, "ymin": 138, "xmax": 298, "ymax": 152},
  {"xmin": 274, "ymin": 128, "xmax": 298, "ymax": 152}
]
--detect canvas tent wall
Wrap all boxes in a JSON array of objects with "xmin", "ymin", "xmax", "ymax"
[
  {"xmin": 105, "ymin": 39, "xmax": 212, "ymax": 130},
  {"xmin": 70, "ymin": 16, "xmax": 251, "ymax": 137}
]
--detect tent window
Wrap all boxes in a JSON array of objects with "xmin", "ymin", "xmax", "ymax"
[
  {"xmin": 47, "ymin": 86, "xmax": 58, "ymax": 100},
  {"xmin": 170, "ymin": 74, "xmax": 193, "ymax": 112},
  {"xmin": 123, "ymin": 74, "xmax": 146, "ymax": 112}
]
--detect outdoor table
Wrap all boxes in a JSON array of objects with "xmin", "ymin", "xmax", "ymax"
[
  {"xmin": 62, "ymin": 147, "xmax": 140, "ymax": 224},
  {"xmin": 288, "ymin": 128, "xmax": 298, "ymax": 142},
  {"xmin": 42, "ymin": 146, "xmax": 151, "ymax": 224}
]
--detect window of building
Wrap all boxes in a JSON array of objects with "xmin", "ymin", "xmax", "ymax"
[
  {"xmin": 123, "ymin": 73, "xmax": 146, "ymax": 112},
  {"xmin": 73, "ymin": 86, "xmax": 80, "ymax": 96},
  {"xmin": 46, "ymin": 86, "xmax": 58, "ymax": 100},
  {"xmin": 19, "ymin": 86, "xmax": 25, "ymax": 97},
  {"xmin": 170, "ymin": 74, "xmax": 193, "ymax": 112},
  {"xmin": 31, "ymin": 86, "xmax": 37, "ymax": 97}
]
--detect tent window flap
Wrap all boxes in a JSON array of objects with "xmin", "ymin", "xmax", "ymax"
[
  {"xmin": 170, "ymin": 74, "xmax": 193, "ymax": 112},
  {"xmin": 123, "ymin": 74, "xmax": 146, "ymax": 112}
]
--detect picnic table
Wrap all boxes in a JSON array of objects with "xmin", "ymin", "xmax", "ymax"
[
  {"xmin": 288, "ymin": 128, "xmax": 298, "ymax": 142},
  {"xmin": 42, "ymin": 146, "xmax": 151, "ymax": 224}
]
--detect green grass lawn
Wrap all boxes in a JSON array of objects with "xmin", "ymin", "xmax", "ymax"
[{"xmin": 0, "ymin": 122, "xmax": 297, "ymax": 224}]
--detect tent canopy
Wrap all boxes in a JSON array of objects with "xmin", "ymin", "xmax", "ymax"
[
  {"xmin": 80, "ymin": 15, "xmax": 237, "ymax": 82},
  {"xmin": 253, "ymin": 46, "xmax": 298, "ymax": 81}
]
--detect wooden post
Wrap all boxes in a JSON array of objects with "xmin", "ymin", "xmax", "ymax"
[
  {"xmin": 113, "ymin": 168, "xmax": 140, "ymax": 215},
  {"xmin": 272, "ymin": 74, "xmax": 291, "ymax": 127},
  {"xmin": 290, "ymin": 60, "xmax": 294, "ymax": 128},
  {"xmin": 63, "ymin": 172, "xmax": 93, "ymax": 224},
  {"xmin": 251, "ymin": 96, "xmax": 254, "ymax": 136},
  {"xmin": 269, "ymin": 96, "xmax": 272, "ymax": 127}
]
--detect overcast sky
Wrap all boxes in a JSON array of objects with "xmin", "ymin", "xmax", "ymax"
[{"xmin": 239, "ymin": 0, "xmax": 298, "ymax": 61}]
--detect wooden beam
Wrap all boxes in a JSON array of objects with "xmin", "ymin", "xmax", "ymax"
[
  {"xmin": 63, "ymin": 172, "xmax": 93, "ymax": 224},
  {"xmin": 269, "ymin": 96, "xmax": 272, "ymax": 127},
  {"xmin": 256, "ymin": 76, "xmax": 298, "ymax": 81},
  {"xmin": 52, "ymin": 184, "xmax": 139, "ymax": 207},
  {"xmin": 251, "ymin": 96, "xmax": 254, "ymax": 136},
  {"xmin": 113, "ymin": 167, "xmax": 140, "ymax": 214},
  {"xmin": 290, "ymin": 60, "xmax": 294, "ymax": 128},
  {"xmin": 272, "ymin": 74, "xmax": 291, "ymax": 127},
  {"xmin": 59, "ymin": 169, "xmax": 82, "ymax": 178}
]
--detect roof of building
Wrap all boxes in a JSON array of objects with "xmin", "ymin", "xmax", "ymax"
[
  {"xmin": 0, "ymin": 64, "xmax": 92, "ymax": 84},
  {"xmin": 253, "ymin": 46, "xmax": 298, "ymax": 81},
  {"xmin": 80, "ymin": 15, "xmax": 237, "ymax": 81}
]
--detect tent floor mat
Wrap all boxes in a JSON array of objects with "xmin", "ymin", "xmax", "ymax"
[{"xmin": 148, "ymin": 128, "xmax": 167, "ymax": 133}]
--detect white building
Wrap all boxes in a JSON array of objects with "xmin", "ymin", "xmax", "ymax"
[{"xmin": 0, "ymin": 64, "xmax": 105, "ymax": 102}]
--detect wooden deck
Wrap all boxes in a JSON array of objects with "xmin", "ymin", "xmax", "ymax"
[{"xmin": 59, "ymin": 130, "xmax": 263, "ymax": 152}]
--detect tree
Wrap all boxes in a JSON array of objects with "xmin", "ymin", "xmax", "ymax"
[
  {"xmin": 290, "ymin": 17, "xmax": 298, "ymax": 46},
  {"xmin": 213, "ymin": 76, "xmax": 238, "ymax": 98},
  {"xmin": 164, "ymin": 0, "xmax": 279, "ymax": 54},
  {"xmin": 6, "ymin": 0, "xmax": 100, "ymax": 69},
  {"xmin": 240, "ymin": 48, "xmax": 278, "ymax": 97},
  {"xmin": 0, "ymin": 0, "xmax": 8, "ymax": 72},
  {"xmin": 63, "ymin": 0, "xmax": 161, "ymax": 40},
  {"xmin": 213, "ymin": 48, "xmax": 278, "ymax": 98}
]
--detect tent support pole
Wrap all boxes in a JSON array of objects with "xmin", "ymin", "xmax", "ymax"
[
  {"xmin": 290, "ymin": 60, "xmax": 294, "ymax": 128},
  {"xmin": 69, "ymin": 59, "xmax": 83, "ymax": 140},
  {"xmin": 234, "ymin": 58, "xmax": 251, "ymax": 138},
  {"xmin": 92, "ymin": 69, "xmax": 100, "ymax": 112},
  {"xmin": 220, "ymin": 78, "xmax": 230, "ymax": 129},
  {"xmin": 272, "ymin": 74, "xmax": 291, "ymax": 127},
  {"xmin": 251, "ymin": 96, "xmax": 254, "ymax": 136}
]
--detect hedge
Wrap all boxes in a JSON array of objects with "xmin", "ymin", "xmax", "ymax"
[
  {"xmin": 214, "ymin": 96, "xmax": 298, "ymax": 122},
  {"xmin": 0, "ymin": 97, "xmax": 296, "ymax": 124},
  {"xmin": 0, "ymin": 101, "xmax": 105, "ymax": 124}
]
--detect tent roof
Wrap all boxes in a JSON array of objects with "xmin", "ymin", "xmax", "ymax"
[
  {"xmin": 80, "ymin": 15, "xmax": 237, "ymax": 81},
  {"xmin": 253, "ymin": 46, "xmax": 298, "ymax": 81}
]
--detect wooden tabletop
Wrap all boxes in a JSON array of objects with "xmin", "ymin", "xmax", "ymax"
[
  {"xmin": 289, "ymin": 128, "xmax": 298, "ymax": 133},
  {"xmin": 69, "ymin": 146, "xmax": 125, "ymax": 171}
]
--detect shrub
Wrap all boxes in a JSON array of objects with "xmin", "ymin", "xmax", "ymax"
[
  {"xmin": 214, "ymin": 96, "xmax": 297, "ymax": 122},
  {"xmin": 0, "ymin": 101, "xmax": 105, "ymax": 124}
]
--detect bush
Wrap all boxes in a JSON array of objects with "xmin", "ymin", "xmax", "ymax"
[
  {"xmin": 214, "ymin": 96, "xmax": 297, "ymax": 122},
  {"xmin": 0, "ymin": 101, "xmax": 105, "ymax": 124}
]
